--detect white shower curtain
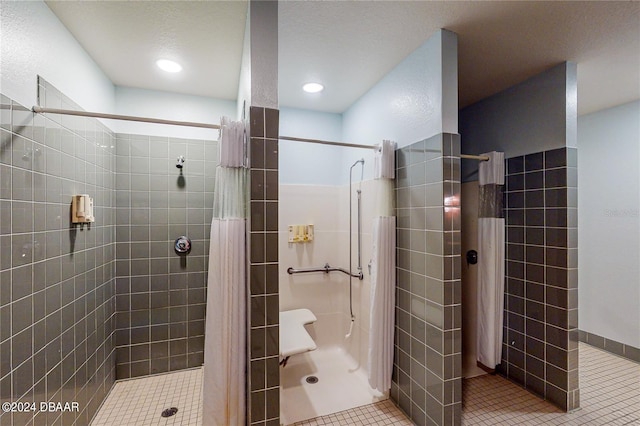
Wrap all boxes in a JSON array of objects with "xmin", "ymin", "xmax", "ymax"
[
  {"xmin": 476, "ymin": 151, "xmax": 505, "ymax": 370},
  {"xmin": 368, "ymin": 140, "xmax": 396, "ymax": 392},
  {"xmin": 203, "ymin": 118, "xmax": 246, "ymax": 426}
]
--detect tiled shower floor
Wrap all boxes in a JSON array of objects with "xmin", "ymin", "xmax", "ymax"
[
  {"xmin": 90, "ymin": 368, "xmax": 202, "ymax": 426},
  {"xmin": 91, "ymin": 343, "xmax": 638, "ymax": 425},
  {"xmin": 280, "ymin": 347, "xmax": 387, "ymax": 424}
]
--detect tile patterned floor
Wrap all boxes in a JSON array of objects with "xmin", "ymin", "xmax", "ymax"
[
  {"xmin": 90, "ymin": 367, "xmax": 202, "ymax": 426},
  {"xmin": 291, "ymin": 400, "xmax": 412, "ymax": 426},
  {"xmin": 461, "ymin": 342, "xmax": 640, "ymax": 425},
  {"xmin": 300, "ymin": 343, "xmax": 640, "ymax": 426},
  {"xmin": 91, "ymin": 343, "xmax": 639, "ymax": 425}
]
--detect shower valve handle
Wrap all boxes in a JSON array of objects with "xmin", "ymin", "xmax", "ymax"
[{"xmin": 174, "ymin": 236, "xmax": 191, "ymax": 254}]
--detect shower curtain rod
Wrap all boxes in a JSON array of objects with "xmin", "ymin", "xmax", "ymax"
[
  {"xmin": 461, "ymin": 154, "xmax": 490, "ymax": 161},
  {"xmin": 31, "ymin": 106, "xmax": 489, "ymax": 161},
  {"xmin": 31, "ymin": 106, "xmax": 221, "ymax": 130},
  {"xmin": 280, "ymin": 134, "xmax": 490, "ymax": 161},
  {"xmin": 279, "ymin": 135, "xmax": 374, "ymax": 150}
]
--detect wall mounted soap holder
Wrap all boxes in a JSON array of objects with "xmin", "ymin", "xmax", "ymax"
[
  {"xmin": 71, "ymin": 195, "xmax": 95, "ymax": 223},
  {"xmin": 288, "ymin": 224, "xmax": 314, "ymax": 243}
]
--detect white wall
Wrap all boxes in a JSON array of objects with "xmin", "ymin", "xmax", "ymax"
[
  {"xmin": 281, "ymin": 29, "xmax": 462, "ymax": 365},
  {"xmin": 340, "ymin": 29, "xmax": 458, "ymax": 184},
  {"xmin": 279, "ymin": 107, "xmax": 344, "ymax": 185},
  {"xmin": 1, "ymin": 1, "xmax": 238, "ymax": 140},
  {"xmin": 578, "ymin": 100, "xmax": 640, "ymax": 348},
  {"xmin": 278, "ymin": 107, "xmax": 371, "ymax": 187},
  {"xmin": 279, "ymin": 180, "xmax": 376, "ymax": 369},
  {"xmin": 114, "ymin": 86, "xmax": 235, "ymax": 140},
  {"xmin": 279, "ymin": 29, "xmax": 457, "ymax": 186},
  {"xmin": 0, "ymin": 1, "xmax": 115, "ymax": 114},
  {"xmin": 278, "ymin": 28, "xmax": 459, "ymax": 392},
  {"xmin": 341, "ymin": 29, "xmax": 458, "ymax": 148},
  {"xmin": 279, "ymin": 184, "xmax": 348, "ymax": 349}
]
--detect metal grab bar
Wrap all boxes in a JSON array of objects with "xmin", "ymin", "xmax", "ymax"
[{"xmin": 287, "ymin": 263, "xmax": 363, "ymax": 280}]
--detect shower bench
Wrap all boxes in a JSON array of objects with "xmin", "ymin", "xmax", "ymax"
[{"xmin": 279, "ymin": 308, "xmax": 317, "ymax": 367}]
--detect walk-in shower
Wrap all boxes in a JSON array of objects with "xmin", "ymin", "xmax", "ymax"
[{"xmin": 279, "ymin": 139, "xmax": 390, "ymax": 424}]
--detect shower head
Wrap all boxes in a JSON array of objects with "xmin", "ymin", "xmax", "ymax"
[
  {"xmin": 350, "ymin": 158, "xmax": 365, "ymax": 169},
  {"xmin": 176, "ymin": 156, "xmax": 185, "ymax": 169},
  {"xmin": 349, "ymin": 158, "xmax": 365, "ymax": 185}
]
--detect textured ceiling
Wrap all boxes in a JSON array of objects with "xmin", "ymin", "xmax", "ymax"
[
  {"xmin": 279, "ymin": 1, "xmax": 640, "ymax": 114},
  {"xmin": 46, "ymin": 1, "xmax": 248, "ymax": 101},
  {"xmin": 47, "ymin": 1, "xmax": 639, "ymax": 115}
]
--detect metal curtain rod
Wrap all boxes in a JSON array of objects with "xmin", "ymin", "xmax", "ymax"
[
  {"xmin": 31, "ymin": 106, "xmax": 491, "ymax": 162},
  {"xmin": 280, "ymin": 135, "xmax": 489, "ymax": 161},
  {"xmin": 279, "ymin": 135, "xmax": 375, "ymax": 150},
  {"xmin": 31, "ymin": 106, "xmax": 221, "ymax": 130},
  {"xmin": 461, "ymin": 154, "xmax": 490, "ymax": 161}
]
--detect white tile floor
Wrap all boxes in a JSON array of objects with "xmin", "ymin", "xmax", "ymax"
[
  {"xmin": 291, "ymin": 399, "xmax": 412, "ymax": 426},
  {"xmin": 91, "ymin": 343, "xmax": 639, "ymax": 425},
  {"xmin": 294, "ymin": 343, "xmax": 640, "ymax": 426},
  {"xmin": 461, "ymin": 342, "xmax": 640, "ymax": 425},
  {"xmin": 90, "ymin": 368, "xmax": 202, "ymax": 426}
]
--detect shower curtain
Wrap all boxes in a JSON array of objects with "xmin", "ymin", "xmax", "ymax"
[
  {"xmin": 203, "ymin": 118, "xmax": 247, "ymax": 426},
  {"xmin": 368, "ymin": 140, "xmax": 396, "ymax": 393},
  {"xmin": 476, "ymin": 151, "xmax": 505, "ymax": 370}
]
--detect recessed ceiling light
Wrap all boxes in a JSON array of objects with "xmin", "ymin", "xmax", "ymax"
[
  {"xmin": 303, "ymin": 82, "xmax": 324, "ymax": 93},
  {"xmin": 156, "ymin": 59, "xmax": 182, "ymax": 73}
]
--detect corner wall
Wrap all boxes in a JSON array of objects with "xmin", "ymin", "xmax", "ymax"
[
  {"xmin": 342, "ymin": 29, "xmax": 458, "ymax": 149},
  {"xmin": 248, "ymin": 106, "xmax": 280, "ymax": 426},
  {"xmin": 0, "ymin": 81, "xmax": 116, "ymax": 425},
  {"xmin": 334, "ymin": 28, "xmax": 461, "ymax": 426},
  {"xmin": 341, "ymin": 29, "xmax": 458, "ymax": 185},
  {"xmin": 245, "ymin": 2, "xmax": 280, "ymax": 425},
  {"xmin": 394, "ymin": 133, "xmax": 462, "ymax": 425},
  {"xmin": 459, "ymin": 62, "xmax": 580, "ymax": 411}
]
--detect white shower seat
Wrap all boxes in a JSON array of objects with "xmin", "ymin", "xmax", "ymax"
[{"xmin": 279, "ymin": 309, "xmax": 317, "ymax": 366}]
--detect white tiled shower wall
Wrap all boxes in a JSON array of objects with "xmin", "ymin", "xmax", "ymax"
[{"xmin": 278, "ymin": 180, "xmax": 380, "ymax": 371}]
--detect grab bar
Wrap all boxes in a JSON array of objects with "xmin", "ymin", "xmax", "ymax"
[{"xmin": 287, "ymin": 263, "xmax": 363, "ymax": 280}]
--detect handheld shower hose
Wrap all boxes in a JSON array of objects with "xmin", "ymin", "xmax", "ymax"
[{"xmin": 346, "ymin": 158, "xmax": 365, "ymax": 338}]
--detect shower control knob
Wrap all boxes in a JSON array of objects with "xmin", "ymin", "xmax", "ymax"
[{"xmin": 174, "ymin": 236, "xmax": 191, "ymax": 254}]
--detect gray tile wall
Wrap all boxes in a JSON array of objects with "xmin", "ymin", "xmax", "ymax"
[
  {"xmin": 113, "ymin": 134, "xmax": 217, "ymax": 379},
  {"xmin": 392, "ymin": 133, "xmax": 462, "ymax": 426},
  {"xmin": 578, "ymin": 330, "xmax": 640, "ymax": 364},
  {"xmin": 0, "ymin": 78, "xmax": 117, "ymax": 426},
  {"xmin": 502, "ymin": 147, "xmax": 579, "ymax": 411},
  {"xmin": 247, "ymin": 106, "xmax": 280, "ymax": 426}
]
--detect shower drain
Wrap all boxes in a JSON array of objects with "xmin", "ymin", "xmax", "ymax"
[
  {"xmin": 305, "ymin": 375, "xmax": 319, "ymax": 384},
  {"xmin": 161, "ymin": 407, "xmax": 179, "ymax": 418}
]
